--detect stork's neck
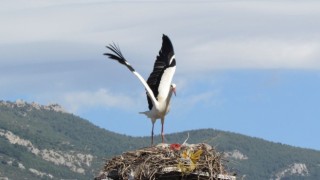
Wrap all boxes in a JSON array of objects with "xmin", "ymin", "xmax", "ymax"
[{"xmin": 165, "ymin": 88, "xmax": 175, "ymax": 106}]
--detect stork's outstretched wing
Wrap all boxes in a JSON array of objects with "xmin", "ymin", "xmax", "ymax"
[
  {"xmin": 146, "ymin": 34, "xmax": 176, "ymax": 110},
  {"xmin": 104, "ymin": 44, "xmax": 158, "ymax": 107}
]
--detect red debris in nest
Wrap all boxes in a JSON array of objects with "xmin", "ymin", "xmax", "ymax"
[{"xmin": 170, "ymin": 143, "xmax": 181, "ymax": 151}]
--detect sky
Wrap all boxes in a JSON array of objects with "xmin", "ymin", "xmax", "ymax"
[{"xmin": 1, "ymin": 0, "xmax": 320, "ymax": 150}]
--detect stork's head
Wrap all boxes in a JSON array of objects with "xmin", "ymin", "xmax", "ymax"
[{"xmin": 170, "ymin": 83, "xmax": 177, "ymax": 96}]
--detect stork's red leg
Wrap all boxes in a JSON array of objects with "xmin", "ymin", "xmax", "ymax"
[{"xmin": 161, "ymin": 118, "xmax": 165, "ymax": 143}]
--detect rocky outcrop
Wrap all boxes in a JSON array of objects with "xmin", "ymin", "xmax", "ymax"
[
  {"xmin": 29, "ymin": 168, "xmax": 54, "ymax": 179},
  {"xmin": 0, "ymin": 171, "xmax": 9, "ymax": 180},
  {"xmin": 224, "ymin": 149, "xmax": 248, "ymax": 160},
  {"xmin": 0, "ymin": 128, "xmax": 93, "ymax": 175},
  {"xmin": 0, "ymin": 100, "xmax": 67, "ymax": 113},
  {"xmin": 274, "ymin": 163, "xmax": 309, "ymax": 180}
]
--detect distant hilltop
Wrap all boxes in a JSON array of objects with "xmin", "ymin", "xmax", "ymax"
[{"xmin": 0, "ymin": 99, "xmax": 67, "ymax": 114}]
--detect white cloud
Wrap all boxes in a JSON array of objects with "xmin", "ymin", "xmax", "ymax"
[
  {"xmin": 182, "ymin": 39, "xmax": 320, "ymax": 71},
  {"xmin": 187, "ymin": 92, "xmax": 215, "ymax": 106},
  {"xmin": 2, "ymin": 0, "xmax": 320, "ymax": 69},
  {"xmin": 173, "ymin": 91, "xmax": 216, "ymax": 112},
  {"xmin": 220, "ymin": 1, "xmax": 320, "ymax": 15},
  {"xmin": 61, "ymin": 89, "xmax": 135, "ymax": 113}
]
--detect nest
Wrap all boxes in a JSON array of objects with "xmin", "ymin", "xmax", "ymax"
[{"xmin": 95, "ymin": 143, "xmax": 234, "ymax": 180}]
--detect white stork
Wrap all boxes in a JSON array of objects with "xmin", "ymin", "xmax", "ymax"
[{"xmin": 104, "ymin": 34, "xmax": 176, "ymax": 145}]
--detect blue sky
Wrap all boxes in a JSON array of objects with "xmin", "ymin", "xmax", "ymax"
[{"xmin": 1, "ymin": 0, "xmax": 320, "ymax": 150}]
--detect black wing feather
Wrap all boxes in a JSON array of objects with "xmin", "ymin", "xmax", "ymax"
[
  {"xmin": 104, "ymin": 43, "xmax": 135, "ymax": 72},
  {"xmin": 146, "ymin": 34, "xmax": 175, "ymax": 110}
]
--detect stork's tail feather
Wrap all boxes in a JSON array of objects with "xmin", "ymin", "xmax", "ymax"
[
  {"xmin": 104, "ymin": 43, "xmax": 135, "ymax": 72},
  {"xmin": 139, "ymin": 111, "xmax": 148, "ymax": 115},
  {"xmin": 140, "ymin": 111, "xmax": 157, "ymax": 124},
  {"xmin": 139, "ymin": 111, "xmax": 152, "ymax": 118}
]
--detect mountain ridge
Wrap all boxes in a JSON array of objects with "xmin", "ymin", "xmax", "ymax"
[{"xmin": 1, "ymin": 100, "xmax": 320, "ymax": 179}]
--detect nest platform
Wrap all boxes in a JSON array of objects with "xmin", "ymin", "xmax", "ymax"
[{"xmin": 95, "ymin": 143, "xmax": 236, "ymax": 180}]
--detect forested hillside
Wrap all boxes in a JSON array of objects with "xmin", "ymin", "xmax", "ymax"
[{"xmin": 1, "ymin": 100, "xmax": 319, "ymax": 179}]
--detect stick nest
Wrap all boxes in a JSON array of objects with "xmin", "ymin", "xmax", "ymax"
[{"xmin": 96, "ymin": 143, "xmax": 227, "ymax": 180}]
